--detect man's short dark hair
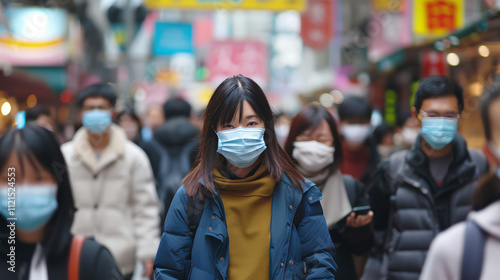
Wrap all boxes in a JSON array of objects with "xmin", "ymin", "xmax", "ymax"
[
  {"xmin": 26, "ymin": 105, "xmax": 50, "ymax": 121},
  {"xmin": 337, "ymin": 96, "xmax": 373, "ymax": 122},
  {"xmin": 163, "ymin": 97, "xmax": 192, "ymax": 119},
  {"xmin": 77, "ymin": 83, "xmax": 117, "ymax": 108},
  {"xmin": 413, "ymin": 76, "xmax": 464, "ymax": 113}
]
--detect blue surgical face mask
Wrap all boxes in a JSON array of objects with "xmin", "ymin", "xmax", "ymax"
[
  {"xmin": 216, "ymin": 127, "xmax": 267, "ymax": 168},
  {"xmin": 0, "ymin": 185, "xmax": 58, "ymax": 232},
  {"xmin": 82, "ymin": 109, "xmax": 112, "ymax": 134},
  {"xmin": 421, "ymin": 117, "xmax": 458, "ymax": 150}
]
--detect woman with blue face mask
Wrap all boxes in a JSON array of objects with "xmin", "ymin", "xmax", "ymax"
[
  {"xmin": 154, "ymin": 75, "xmax": 337, "ymax": 279},
  {"xmin": 0, "ymin": 124, "xmax": 122, "ymax": 280}
]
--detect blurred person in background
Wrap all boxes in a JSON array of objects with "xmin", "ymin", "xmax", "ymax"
[
  {"xmin": 115, "ymin": 109, "xmax": 165, "ymax": 182},
  {"xmin": 392, "ymin": 112, "xmax": 420, "ymax": 151},
  {"xmin": 25, "ymin": 105, "xmax": 54, "ymax": 131},
  {"xmin": 338, "ymin": 96, "xmax": 380, "ymax": 185},
  {"xmin": 363, "ymin": 76, "xmax": 489, "ymax": 280},
  {"xmin": 61, "ymin": 83, "xmax": 160, "ymax": 280},
  {"xmin": 481, "ymin": 87, "xmax": 500, "ymax": 171},
  {"xmin": 420, "ymin": 172, "xmax": 500, "ymax": 280},
  {"xmin": 0, "ymin": 124, "xmax": 122, "ymax": 279},
  {"xmin": 154, "ymin": 75, "xmax": 337, "ymax": 279},
  {"xmin": 141, "ymin": 105, "xmax": 165, "ymax": 142},
  {"xmin": 285, "ymin": 104, "xmax": 373, "ymax": 280},
  {"xmin": 274, "ymin": 112, "xmax": 292, "ymax": 146},
  {"xmin": 373, "ymin": 123, "xmax": 396, "ymax": 160},
  {"xmin": 153, "ymin": 97, "xmax": 200, "ymax": 227}
]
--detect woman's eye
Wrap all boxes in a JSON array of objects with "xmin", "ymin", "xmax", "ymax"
[
  {"xmin": 224, "ymin": 124, "xmax": 234, "ymax": 128},
  {"xmin": 248, "ymin": 122, "xmax": 257, "ymax": 126}
]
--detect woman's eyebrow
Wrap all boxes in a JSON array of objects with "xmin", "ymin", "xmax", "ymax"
[{"xmin": 245, "ymin": 115, "xmax": 258, "ymax": 119}]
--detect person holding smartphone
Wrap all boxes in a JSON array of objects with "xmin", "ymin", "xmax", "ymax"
[{"xmin": 285, "ymin": 104, "xmax": 374, "ymax": 280}]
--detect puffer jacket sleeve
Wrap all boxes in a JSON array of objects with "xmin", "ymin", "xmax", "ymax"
[
  {"xmin": 131, "ymin": 149, "xmax": 161, "ymax": 261},
  {"xmin": 299, "ymin": 186, "xmax": 338, "ymax": 279},
  {"xmin": 154, "ymin": 186, "xmax": 192, "ymax": 280}
]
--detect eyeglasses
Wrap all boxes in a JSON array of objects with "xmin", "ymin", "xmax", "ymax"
[{"xmin": 419, "ymin": 110, "xmax": 461, "ymax": 119}]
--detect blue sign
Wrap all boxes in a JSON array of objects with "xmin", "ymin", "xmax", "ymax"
[{"xmin": 153, "ymin": 22, "xmax": 194, "ymax": 56}]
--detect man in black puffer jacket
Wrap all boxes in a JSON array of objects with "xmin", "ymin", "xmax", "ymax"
[
  {"xmin": 362, "ymin": 77, "xmax": 489, "ymax": 280},
  {"xmin": 154, "ymin": 97, "xmax": 200, "ymax": 228}
]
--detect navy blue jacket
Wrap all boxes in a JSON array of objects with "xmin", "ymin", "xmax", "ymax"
[{"xmin": 154, "ymin": 174, "xmax": 337, "ymax": 279}]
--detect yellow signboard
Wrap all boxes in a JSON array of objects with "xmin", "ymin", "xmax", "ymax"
[
  {"xmin": 414, "ymin": 0, "xmax": 464, "ymax": 37},
  {"xmin": 145, "ymin": 0, "xmax": 306, "ymax": 11}
]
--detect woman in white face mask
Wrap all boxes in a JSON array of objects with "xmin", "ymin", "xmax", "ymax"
[
  {"xmin": 154, "ymin": 75, "xmax": 337, "ymax": 280},
  {"xmin": 284, "ymin": 104, "xmax": 374, "ymax": 280},
  {"xmin": 0, "ymin": 123, "xmax": 121, "ymax": 280}
]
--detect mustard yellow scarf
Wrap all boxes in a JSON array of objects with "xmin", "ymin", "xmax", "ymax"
[{"xmin": 214, "ymin": 164, "xmax": 276, "ymax": 280}]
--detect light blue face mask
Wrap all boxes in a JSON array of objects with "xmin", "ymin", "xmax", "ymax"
[
  {"xmin": 0, "ymin": 185, "xmax": 58, "ymax": 232},
  {"xmin": 216, "ymin": 127, "xmax": 267, "ymax": 168},
  {"xmin": 82, "ymin": 109, "xmax": 112, "ymax": 134},
  {"xmin": 421, "ymin": 117, "xmax": 458, "ymax": 150}
]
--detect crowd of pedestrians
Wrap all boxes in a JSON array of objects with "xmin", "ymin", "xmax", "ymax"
[{"xmin": 1, "ymin": 74, "xmax": 500, "ymax": 280}]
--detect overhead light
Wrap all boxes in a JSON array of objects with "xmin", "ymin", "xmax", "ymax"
[
  {"xmin": 27, "ymin": 94, "xmax": 38, "ymax": 108},
  {"xmin": 330, "ymin": 90, "xmax": 344, "ymax": 104},
  {"xmin": 1, "ymin": 102, "xmax": 11, "ymax": 116},
  {"xmin": 447, "ymin": 53, "xmax": 460, "ymax": 66},
  {"xmin": 478, "ymin": 45, "xmax": 490, "ymax": 57},
  {"xmin": 319, "ymin": 93, "xmax": 335, "ymax": 108}
]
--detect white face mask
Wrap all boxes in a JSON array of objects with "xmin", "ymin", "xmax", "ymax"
[
  {"xmin": 341, "ymin": 124, "xmax": 371, "ymax": 144},
  {"xmin": 401, "ymin": 127, "xmax": 419, "ymax": 146},
  {"xmin": 293, "ymin": 141, "xmax": 335, "ymax": 174}
]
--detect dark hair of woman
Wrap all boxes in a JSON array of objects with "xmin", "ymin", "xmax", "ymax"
[
  {"xmin": 481, "ymin": 86, "xmax": 500, "ymax": 141},
  {"xmin": 182, "ymin": 75, "xmax": 304, "ymax": 198},
  {"xmin": 284, "ymin": 104, "xmax": 343, "ymax": 173},
  {"xmin": 473, "ymin": 172, "xmax": 500, "ymax": 211},
  {"xmin": 0, "ymin": 124, "xmax": 75, "ymax": 257}
]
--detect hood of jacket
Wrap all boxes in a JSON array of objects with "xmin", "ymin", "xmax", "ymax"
[
  {"xmin": 154, "ymin": 116, "xmax": 199, "ymax": 147},
  {"xmin": 470, "ymin": 200, "xmax": 500, "ymax": 239}
]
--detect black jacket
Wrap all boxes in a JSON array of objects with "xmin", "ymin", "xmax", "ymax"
[
  {"xmin": 153, "ymin": 116, "xmax": 200, "ymax": 226},
  {"xmin": 331, "ymin": 175, "xmax": 373, "ymax": 280},
  {"xmin": 366, "ymin": 135, "xmax": 488, "ymax": 280}
]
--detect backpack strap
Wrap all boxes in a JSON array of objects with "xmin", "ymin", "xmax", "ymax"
[
  {"xmin": 68, "ymin": 235, "xmax": 86, "ymax": 280},
  {"xmin": 461, "ymin": 219, "xmax": 488, "ymax": 280},
  {"xmin": 187, "ymin": 195, "xmax": 205, "ymax": 240}
]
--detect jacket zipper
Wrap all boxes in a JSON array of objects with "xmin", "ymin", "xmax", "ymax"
[{"xmin": 401, "ymin": 177, "xmax": 440, "ymax": 227}]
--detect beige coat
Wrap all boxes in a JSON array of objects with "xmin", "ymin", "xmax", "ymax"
[
  {"xmin": 61, "ymin": 124, "xmax": 160, "ymax": 275},
  {"xmin": 420, "ymin": 200, "xmax": 500, "ymax": 280}
]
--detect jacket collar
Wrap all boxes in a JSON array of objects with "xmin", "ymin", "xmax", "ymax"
[
  {"xmin": 72, "ymin": 124, "xmax": 126, "ymax": 174},
  {"xmin": 403, "ymin": 134, "xmax": 475, "ymax": 196}
]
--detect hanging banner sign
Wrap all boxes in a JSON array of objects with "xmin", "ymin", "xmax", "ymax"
[
  {"xmin": 413, "ymin": 0, "xmax": 464, "ymax": 37},
  {"xmin": 207, "ymin": 40, "xmax": 268, "ymax": 87},
  {"xmin": 301, "ymin": 0, "xmax": 333, "ymax": 50},
  {"xmin": 145, "ymin": 0, "xmax": 306, "ymax": 11},
  {"xmin": 421, "ymin": 50, "xmax": 447, "ymax": 78}
]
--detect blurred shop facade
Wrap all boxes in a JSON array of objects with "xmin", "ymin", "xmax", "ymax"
[{"xmin": 0, "ymin": 0, "xmax": 499, "ymax": 148}]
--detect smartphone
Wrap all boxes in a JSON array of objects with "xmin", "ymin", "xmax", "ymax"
[{"xmin": 352, "ymin": 206, "xmax": 371, "ymax": 216}]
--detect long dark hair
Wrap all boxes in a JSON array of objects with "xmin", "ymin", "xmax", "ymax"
[
  {"xmin": 481, "ymin": 86, "xmax": 500, "ymax": 141},
  {"xmin": 0, "ymin": 124, "xmax": 75, "ymax": 257},
  {"xmin": 284, "ymin": 104, "xmax": 343, "ymax": 173},
  {"xmin": 473, "ymin": 172, "xmax": 500, "ymax": 210},
  {"xmin": 182, "ymin": 75, "xmax": 303, "ymax": 198}
]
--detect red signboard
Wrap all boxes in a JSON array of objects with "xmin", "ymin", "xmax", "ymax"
[
  {"xmin": 207, "ymin": 41, "xmax": 268, "ymax": 87},
  {"xmin": 301, "ymin": 0, "xmax": 333, "ymax": 50},
  {"xmin": 426, "ymin": 1, "xmax": 456, "ymax": 31},
  {"xmin": 421, "ymin": 50, "xmax": 447, "ymax": 78}
]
